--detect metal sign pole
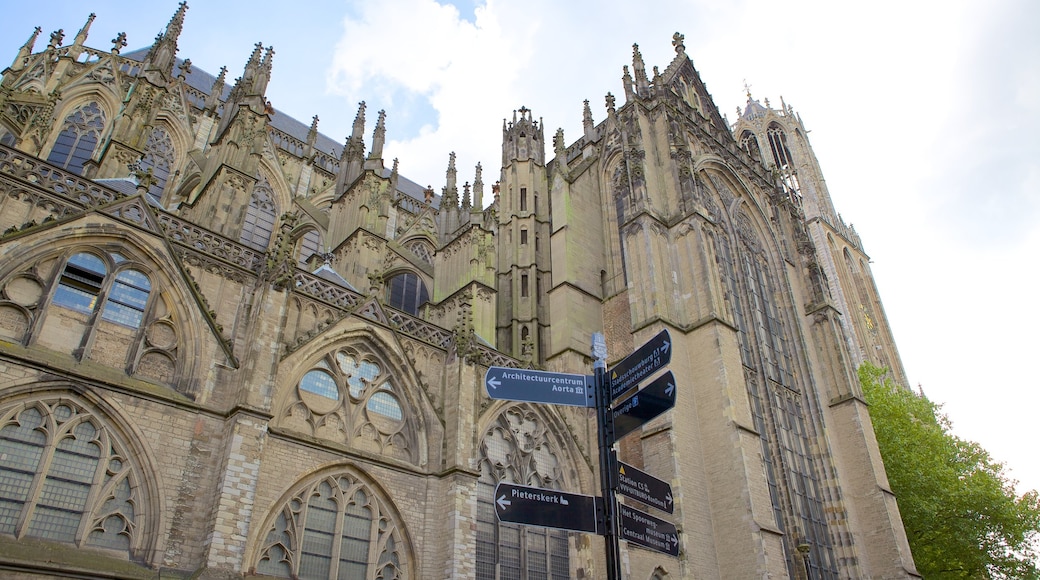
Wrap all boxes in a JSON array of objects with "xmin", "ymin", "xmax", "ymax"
[{"xmin": 593, "ymin": 333, "xmax": 622, "ymax": 580}]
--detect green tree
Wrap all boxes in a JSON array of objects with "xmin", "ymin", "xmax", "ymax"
[{"xmin": 860, "ymin": 363, "xmax": 1040, "ymax": 578}]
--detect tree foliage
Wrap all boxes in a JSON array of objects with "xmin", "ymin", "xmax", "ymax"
[{"xmin": 860, "ymin": 363, "xmax": 1040, "ymax": 579}]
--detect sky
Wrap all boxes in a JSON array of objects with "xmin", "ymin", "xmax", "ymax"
[{"xmin": 2, "ymin": 0, "xmax": 1038, "ymax": 500}]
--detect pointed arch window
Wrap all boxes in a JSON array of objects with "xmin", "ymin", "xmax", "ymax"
[
  {"xmin": 255, "ymin": 472, "xmax": 408, "ymax": 579},
  {"xmin": 46, "ymin": 101, "xmax": 107, "ymax": 174},
  {"xmin": 0, "ymin": 396, "xmax": 143, "ymax": 555},
  {"xmin": 297, "ymin": 228, "xmax": 323, "ymax": 268},
  {"xmin": 385, "ymin": 272, "xmax": 428, "ymax": 316},
  {"xmin": 476, "ymin": 407, "xmax": 571, "ymax": 579},
  {"xmin": 740, "ymin": 131, "xmax": 762, "ymax": 163},
  {"xmin": 766, "ymin": 124, "xmax": 794, "ymax": 170},
  {"xmin": 240, "ymin": 174, "xmax": 278, "ymax": 251},
  {"xmin": 404, "ymin": 239, "xmax": 434, "ymax": 267},
  {"xmin": 138, "ymin": 126, "xmax": 176, "ymax": 206}
]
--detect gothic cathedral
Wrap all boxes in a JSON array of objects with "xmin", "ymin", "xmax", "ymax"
[{"xmin": 0, "ymin": 5, "xmax": 918, "ymax": 579}]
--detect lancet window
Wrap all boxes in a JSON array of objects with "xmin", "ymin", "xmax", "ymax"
[
  {"xmin": 385, "ymin": 272, "xmax": 428, "ymax": 316},
  {"xmin": 0, "ymin": 395, "xmax": 144, "ymax": 556},
  {"xmin": 766, "ymin": 124, "xmax": 794, "ymax": 170},
  {"xmin": 255, "ymin": 472, "xmax": 407, "ymax": 579},
  {"xmin": 297, "ymin": 229, "xmax": 323, "ymax": 268},
  {"xmin": 46, "ymin": 101, "xmax": 106, "ymax": 174},
  {"xmin": 240, "ymin": 174, "xmax": 278, "ymax": 251},
  {"xmin": 476, "ymin": 407, "xmax": 570, "ymax": 580},
  {"xmin": 711, "ymin": 206, "xmax": 837, "ymax": 579},
  {"xmin": 138, "ymin": 126, "xmax": 176, "ymax": 206}
]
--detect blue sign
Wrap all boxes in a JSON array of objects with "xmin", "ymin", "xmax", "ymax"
[{"xmin": 484, "ymin": 367, "xmax": 595, "ymax": 408}]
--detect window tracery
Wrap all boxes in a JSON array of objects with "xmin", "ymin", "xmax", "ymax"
[
  {"xmin": 476, "ymin": 407, "xmax": 570, "ymax": 580},
  {"xmin": 404, "ymin": 240, "xmax": 433, "ymax": 267},
  {"xmin": 297, "ymin": 229, "xmax": 323, "ymax": 268},
  {"xmin": 255, "ymin": 471, "xmax": 408, "ymax": 579},
  {"xmin": 240, "ymin": 174, "xmax": 278, "ymax": 251},
  {"xmin": 138, "ymin": 126, "xmax": 176, "ymax": 206},
  {"xmin": 0, "ymin": 395, "xmax": 146, "ymax": 557},
  {"xmin": 0, "ymin": 248, "xmax": 183, "ymax": 391},
  {"xmin": 46, "ymin": 101, "xmax": 107, "ymax": 174},
  {"xmin": 282, "ymin": 346, "xmax": 416, "ymax": 464}
]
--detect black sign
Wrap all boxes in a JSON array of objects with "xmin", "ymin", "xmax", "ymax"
[
  {"xmin": 611, "ymin": 371, "xmax": 676, "ymax": 444},
  {"xmin": 616, "ymin": 460, "xmax": 674, "ymax": 514},
  {"xmin": 485, "ymin": 367, "xmax": 595, "ymax": 408},
  {"xmin": 494, "ymin": 482, "xmax": 601, "ymax": 534},
  {"xmin": 609, "ymin": 329, "xmax": 671, "ymax": 400},
  {"xmin": 619, "ymin": 504, "xmax": 679, "ymax": 557}
]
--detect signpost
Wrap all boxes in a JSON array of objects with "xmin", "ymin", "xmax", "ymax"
[
  {"xmin": 610, "ymin": 371, "xmax": 677, "ymax": 444},
  {"xmin": 485, "ymin": 330, "xmax": 683, "ymax": 576},
  {"xmin": 494, "ymin": 482, "xmax": 601, "ymax": 534},
  {"xmin": 616, "ymin": 458, "xmax": 674, "ymax": 514},
  {"xmin": 484, "ymin": 367, "xmax": 595, "ymax": 408},
  {"xmin": 608, "ymin": 329, "xmax": 671, "ymax": 400},
  {"xmin": 619, "ymin": 504, "xmax": 680, "ymax": 557}
]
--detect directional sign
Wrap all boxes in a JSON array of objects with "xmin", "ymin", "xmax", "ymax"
[
  {"xmin": 484, "ymin": 367, "xmax": 595, "ymax": 408},
  {"xmin": 619, "ymin": 503, "xmax": 679, "ymax": 557},
  {"xmin": 616, "ymin": 460, "xmax": 674, "ymax": 514},
  {"xmin": 609, "ymin": 329, "xmax": 672, "ymax": 400},
  {"xmin": 611, "ymin": 371, "xmax": 677, "ymax": 444},
  {"xmin": 494, "ymin": 482, "xmax": 601, "ymax": 534}
]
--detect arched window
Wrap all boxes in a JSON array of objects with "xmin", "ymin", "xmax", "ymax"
[
  {"xmin": 0, "ymin": 130, "xmax": 16, "ymax": 146},
  {"xmin": 404, "ymin": 239, "xmax": 433, "ymax": 266},
  {"xmin": 240, "ymin": 174, "xmax": 278, "ymax": 251},
  {"xmin": 740, "ymin": 130, "xmax": 762, "ymax": 163},
  {"xmin": 46, "ymin": 101, "xmax": 107, "ymax": 174},
  {"xmin": 280, "ymin": 346, "xmax": 417, "ymax": 464},
  {"xmin": 138, "ymin": 126, "xmax": 176, "ymax": 206},
  {"xmin": 255, "ymin": 472, "xmax": 408, "ymax": 579},
  {"xmin": 476, "ymin": 407, "xmax": 570, "ymax": 579},
  {"xmin": 52, "ymin": 252, "xmax": 151, "ymax": 329},
  {"xmin": 385, "ymin": 272, "xmax": 428, "ymax": 316},
  {"xmin": 297, "ymin": 229, "xmax": 322, "ymax": 268},
  {"xmin": 0, "ymin": 396, "xmax": 143, "ymax": 556},
  {"xmin": 766, "ymin": 124, "xmax": 794, "ymax": 170}
]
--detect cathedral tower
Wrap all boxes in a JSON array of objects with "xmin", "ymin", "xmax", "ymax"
[{"xmin": 496, "ymin": 107, "xmax": 551, "ymax": 363}]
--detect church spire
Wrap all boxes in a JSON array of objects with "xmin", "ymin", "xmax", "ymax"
[
  {"xmin": 443, "ymin": 152, "xmax": 459, "ymax": 208},
  {"xmin": 143, "ymin": 1, "xmax": 188, "ymax": 80},
  {"xmin": 473, "ymin": 163, "xmax": 484, "ymax": 210},
  {"xmin": 8, "ymin": 26, "xmax": 41, "ymax": 73},
  {"xmin": 71, "ymin": 13, "xmax": 96, "ymax": 49},
  {"xmin": 370, "ymin": 109, "xmax": 386, "ymax": 160},
  {"xmin": 204, "ymin": 66, "xmax": 226, "ymax": 113},
  {"xmin": 632, "ymin": 43, "xmax": 649, "ymax": 97}
]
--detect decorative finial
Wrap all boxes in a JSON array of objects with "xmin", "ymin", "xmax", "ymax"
[
  {"xmin": 178, "ymin": 58, "xmax": 192, "ymax": 79},
  {"xmin": 672, "ymin": 32, "xmax": 685, "ymax": 55},
  {"xmin": 743, "ymin": 79, "xmax": 752, "ymax": 101},
  {"xmin": 605, "ymin": 92, "xmax": 616, "ymax": 112},
  {"xmin": 111, "ymin": 32, "xmax": 127, "ymax": 54},
  {"xmin": 47, "ymin": 29, "xmax": 65, "ymax": 50}
]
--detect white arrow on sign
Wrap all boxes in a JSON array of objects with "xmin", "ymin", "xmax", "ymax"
[
  {"xmin": 665, "ymin": 381, "xmax": 675, "ymax": 397},
  {"xmin": 660, "ymin": 339, "xmax": 671, "ymax": 355},
  {"xmin": 497, "ymin": 495, "xmax": 511, "ymax": 510},
  {"xmin": 666, "ymin": 492, "xmax": 673, "ymax": 507},
  {"xmin": 487, "ymin": 375, "xmax": 501, "ymax": 390}
]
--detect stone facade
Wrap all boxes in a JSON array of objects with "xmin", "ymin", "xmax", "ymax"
[{"xmin": 0, "ymin": 6, "xmax": 916, "ymax": 580}]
